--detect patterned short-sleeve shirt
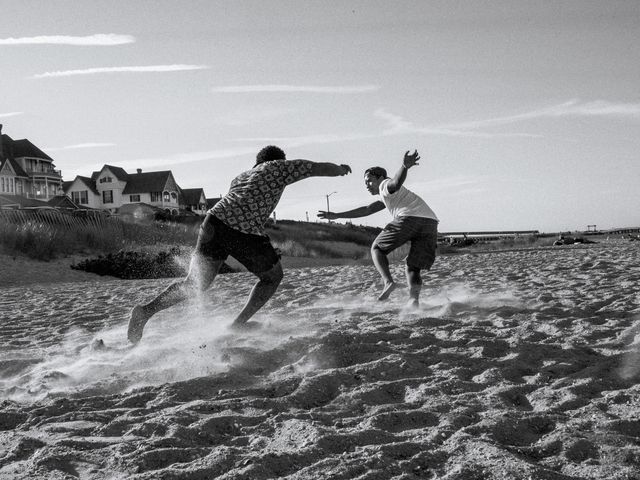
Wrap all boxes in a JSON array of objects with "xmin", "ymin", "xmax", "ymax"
[{"xmin": 209, "ymin": 160, "xmax": 313, "ymax": 235}]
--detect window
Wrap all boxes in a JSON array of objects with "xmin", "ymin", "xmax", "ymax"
[
  {"xmin": 2, "ymin": 177, "xmax": 14, "ymax": 193},
  {"xmin": 150, "ymin": 192, "xmax": 161, "ymax": 202},
  {"xmin": 163, "ymin": 191, "xmax": 170, "ymax": 202},
  {"xmin": 102, "ymin": 190, "xmax": 114, "ymax": 204},
  {"xmin": 72, "ymin": 191, "xmax": 89, "ymax": 204},
  {"xmin": 170, "ymin": 192, "xmax": 177, "ymax": 201},
  {"xmin": 99, "ymin": 176, "xmax": 113, "ymax": 184},
  {"xmin": 129, "ymin": 194, "xmax": 140, "ymax": 202}
]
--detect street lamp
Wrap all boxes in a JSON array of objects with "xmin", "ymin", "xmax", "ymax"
[{"xmin": 325, "ymin": 191, "xmax": 337, "ymax": 222}]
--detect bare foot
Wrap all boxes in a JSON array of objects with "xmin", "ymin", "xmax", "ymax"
[
  {"xmin": 406, "ymin": 298, "xmax": 420, "ymax": 310},
  {"xmin": 127, "ymin": 305, "xmax": 151, "ymax": 344},
  {"xmin": 378, "ymin": 282, "xmax": 397, "ymax": 301}
]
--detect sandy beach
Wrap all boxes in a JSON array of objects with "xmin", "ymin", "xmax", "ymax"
[{"xmin": 1, "ymin": 242, "xmax": 639, "ymax": 479}]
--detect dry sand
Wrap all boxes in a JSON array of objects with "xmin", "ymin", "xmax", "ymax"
[{"xmin": 1, "ymin": 243, "xmax": 639, "ymax": 479}]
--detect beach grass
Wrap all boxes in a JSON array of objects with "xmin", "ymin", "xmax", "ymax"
[
  {"xmin": 0, "ymin": 209, "xmax": 197, "ymax": 260},
  {"xmin": 2, "ymin": 209, "xmax": 584, "ymax": 264},
  {"xmin": 0, "ymin": 211, "xmax": 382, "ymax": 262}
]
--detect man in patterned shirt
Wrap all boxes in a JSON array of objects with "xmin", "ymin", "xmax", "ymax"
[{"xmin": 127, "ymin": 145, "xmax": 351, "ymax": 343}]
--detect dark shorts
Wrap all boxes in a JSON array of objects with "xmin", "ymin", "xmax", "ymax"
[
  {"xmin": 196, "ymin": 214, "xmax": 280, "ymax": 274},
  {"xmin": 373, "ymin": 216, "xmax": 438, "ymax": 270}
]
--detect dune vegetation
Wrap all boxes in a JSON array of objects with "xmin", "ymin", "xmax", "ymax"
[
  {"xmin": 1, "ymin": 207, "xmax": 590, "ymax": 268},
  {"xmin": 0, "ymin": 209, "xmax": 384, "ymax": 264}
]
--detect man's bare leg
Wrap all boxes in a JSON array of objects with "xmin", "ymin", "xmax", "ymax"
[
  {"xmin": 127, "ymin": 256, "xmax": 223, "ymax": 343},
  {"xmin": 406, "ymin": 265, "xmax": 422, "ymax": 308},
  {"xmin": 231, "ymin": 261, "xmax": 283, "ymax": 328},
  {"xmin": 372, "ymin": 246, "xmax": 396, "ymax": 301}
]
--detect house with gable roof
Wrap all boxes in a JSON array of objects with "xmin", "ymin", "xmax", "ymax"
[
  {"xmin": 0, "ymin": 124, "xmax": 64, "ymax": 201},
  {"xmin": 0, "ymin": 125, "xmax": 208, "ymax": 215},
  {"xmin": 65, "ymin": 165, "xmax": 184, "ymax": 214},
  {"xmin": 180, "ymin": 188, "xmax": 208, "ymax": 215},
  {"xmin": 63, "ymin": 176, "xmax": 101, "ymax": 209}
]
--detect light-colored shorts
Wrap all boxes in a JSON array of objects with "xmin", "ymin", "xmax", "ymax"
[{"xmin": 372, "ymin": 216, "xmax": 438, "ymax": 269}]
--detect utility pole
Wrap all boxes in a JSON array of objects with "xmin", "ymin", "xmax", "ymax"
[
  {"xmin": 306, "ymin": 211, "xmax": 309, "ymax": 222},
  {"xmin": 325, "ymin": 191, "xmax": 337, "ymax": 222}
]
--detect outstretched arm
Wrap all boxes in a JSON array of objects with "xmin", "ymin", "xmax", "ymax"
[
  {"xmin": 318, "ymin": 201, "xmax": 385, "ymax": 220},
  {"xmin": 385, "ymin": 150, "xmax": 420, "ymax": 194},
  {"xmin": 309, "ymin": 162, "xmax": 352, "ymax": 177}
]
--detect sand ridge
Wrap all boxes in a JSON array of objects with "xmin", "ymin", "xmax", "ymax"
[{"xmin": 1, "ymin": 242, "xmax": 639, "ymax": 479}]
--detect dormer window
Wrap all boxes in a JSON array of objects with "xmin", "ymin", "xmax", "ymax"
[{"xmin": 99, "ymin": 176, "xmax": 113, "ymax": 184}]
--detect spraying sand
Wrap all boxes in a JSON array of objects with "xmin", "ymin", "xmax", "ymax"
[{"xmin": 1, "ymin": 243, "xmax": 639, "ymax": 479}]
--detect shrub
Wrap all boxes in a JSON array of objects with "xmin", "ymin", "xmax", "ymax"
[
  {"xmin": 0, "ymin": 209, "xmax": 198, "ymax": 261},
  {"xmin": 70, "ymin": 248, "xmax": 236, "ymax": 279},
  {"xmin": 1, "ymin": 211, "xmax": 379, "ymax": 263}
]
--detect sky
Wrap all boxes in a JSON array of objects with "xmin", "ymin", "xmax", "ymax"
[{"xmin": 1, "ymin": 0, "xmax": 639, "ymax": 233}]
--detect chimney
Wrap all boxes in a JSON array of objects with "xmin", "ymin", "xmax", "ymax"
[{"xmin": 137, "ymin": 168, "xmax": 142, "ymax": 174}]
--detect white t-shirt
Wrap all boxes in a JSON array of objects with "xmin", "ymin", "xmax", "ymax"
[{"xmin": 379, "ymin": 179, "xmax": 438, "ymax": 221}]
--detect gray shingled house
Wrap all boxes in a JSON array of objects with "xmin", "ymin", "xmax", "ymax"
[{"xmin": 0, "ymin": 124, "xmax": 64, "ymax": 201}]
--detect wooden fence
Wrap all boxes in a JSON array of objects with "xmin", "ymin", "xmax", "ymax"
[{"xmin": 0, "ymin": 208, "xmax": 122, "ymax": 231}]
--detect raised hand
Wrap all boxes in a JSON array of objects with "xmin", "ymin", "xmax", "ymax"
[
  {"xmin": 317, "ymin": 210, "xmax": 339, "ymax": 220},
  {"xmin": 403, "ymin": 150, "xmax": 420, "ymax": 169}
]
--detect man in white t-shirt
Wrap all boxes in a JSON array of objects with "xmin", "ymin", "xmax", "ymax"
[{"xmin": 318, "ymin": 150, "xmax": 438, "ymax": 307}]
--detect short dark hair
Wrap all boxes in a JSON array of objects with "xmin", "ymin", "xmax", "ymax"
[
  {"xmin": 256, "ymin": 145, "xmax": 286, "ymax": 165},
  {"xmin": 364, "ymin": 166, "xmax": 387, "ymax": 179}
]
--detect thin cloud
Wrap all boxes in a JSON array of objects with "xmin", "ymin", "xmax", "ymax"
[
  {"xmin": 212, "ymin": 85, "xmax": 379, "ymax": 94},
  {"xmin": 444, "ymin": 100, "xmax": 640, "ymax": 130},
  {"xmin": 45, "ymin": 143, "xmax": 116, "ymax": 152},
  {"xmin": 0, "ymin": 34, "xmax": 135, "ymax": 46},
  {"xmin": 375, "ymin": 100, "xmax": 640, "ymax": 139},
  {"xmin": 0, "ymin": 112, "xmax": 23, "ymax": 118},
  {"xmin": 374, "ymin": 109, "xmax": 540, "ymax": 138},
  {"xmin": 117, "ymin": 134, "xmax": 372, "ymax": 170},
  {"xmin": 118, "ymin": 146, "xmax": 259, "ymax": 170},
  {"xmin": 233, "ymin": 133, "xmax": 376, "ymax": 148},
  {"xmin": 32, "ymin": 64, "xmax": 210, "ymax": 78},
  {"xmin": 374, "ymin": 110, "xmax": 413, "ymax": 134},
  {"xmin": 551, "ymin": 100, "xmax": 640, "ymax": 117},
  {"xmin": 117, "ymin": 134, "xmax": 373, "ymax": 170}
]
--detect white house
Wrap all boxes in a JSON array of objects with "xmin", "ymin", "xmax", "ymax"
[
  {"xmin": 0, "ymin": 125, "xmax": 208, "ymax": 215},
  {"xmin": 63, "ymin": 176, "xmax": 101, "ymax": 209},
  {"xmin": 65, "ymin": 165, "xmax": 184, "ymax": 214}
]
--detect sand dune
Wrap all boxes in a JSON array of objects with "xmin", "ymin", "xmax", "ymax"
[{"xmin": 1, "ymin": 243, "xmax": 639, "ymax": 479}]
